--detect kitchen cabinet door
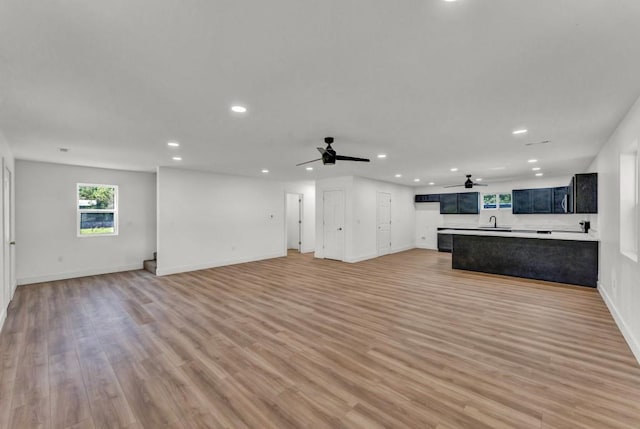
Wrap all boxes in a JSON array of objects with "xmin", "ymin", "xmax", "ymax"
[
  {"xmin": 458, "ymin": 192, "xmax": 479, "ymax": 214},
  {"xmin": 440, "ymin": 194, "xmax": 458, "ymax": 214},
  {"xmin": 512, "ymin": 189, "xmax": 532, "ymax": 214},
  {"xmin": 552, "ymin": 186, "xmax": 569, "ymax": 213},
  {"xmin": 532, "ymin": 188, "xmax": 552, "ymax": 213},
  {"xmin": 437, "ymin": 233, "xmax": 453, "ymax": 252},
  {"xmin": 575, "ymin": 173, "xmax": 598, "ymax": 213}
]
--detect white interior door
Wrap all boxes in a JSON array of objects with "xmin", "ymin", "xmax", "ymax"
[
  {"xmin": 377, "ymin": 192, "xmax": 391, "ymax": 256},
  {"xmin": 3, "ymin": 164, "xmax": 13, "ymax": 306},
  {"xmin": 323, "ymin": 190, "xmax": 344, "ymax": 261}
]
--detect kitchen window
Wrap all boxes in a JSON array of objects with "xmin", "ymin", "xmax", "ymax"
[
  {"xmin": 77, "ymin": 183, "xmax": 118, "ymax": 237},
  {"xmin": 482, "ymin": 193, "xmax": 512, "ymax": 210}
]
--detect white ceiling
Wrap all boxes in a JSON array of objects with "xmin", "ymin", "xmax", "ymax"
[{"xmin": 1, "ymin": 0, "xmax": 640, "ymax": 186}]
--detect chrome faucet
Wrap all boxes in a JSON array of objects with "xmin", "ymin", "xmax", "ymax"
[{"xmin": 489, "ymin": 215, "xmax": 497, "ymax": 228}]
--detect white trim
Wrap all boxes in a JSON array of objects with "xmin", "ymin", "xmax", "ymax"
[
  {"xmin": 345, "ymin": 252, "xmax": 379, "ymax": 263},
  {"xmin": 598, "ymin": 282, "xmax": 640, "ymax": 365},
  {"xmin": 17, "ymin": 263, "xmax": 142, "ymax": 286},
  {"xmin": 156, "ymin": 251, "xmax": 286, "ymax": 276}
]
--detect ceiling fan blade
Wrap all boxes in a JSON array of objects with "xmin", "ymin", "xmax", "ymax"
[
  {"xmin": 443, "ymin": 184, "xmax": 464, "ymax": 188},
  {"xmin": 335, "ymin": 155, "xmax": 370, "ymax": 162},
  {"xmin": 317, "ymin": 147, "xmax": 327, "ymax": 155},
  {"xmin": 473, "ymin": 183, "xmax": 489, "ymax": 186},
  {"xmin": 295, "ymin": 158, "xmax": 322, "ymax": 166}
]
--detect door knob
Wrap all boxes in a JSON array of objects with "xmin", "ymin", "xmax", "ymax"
[
  {"xmin": 337, "ymin": 227, "xmax": 343, "ymax": 231},
  {"xmin": 9, "ymin": 241, "xmax": 15, "ymax": 245}
]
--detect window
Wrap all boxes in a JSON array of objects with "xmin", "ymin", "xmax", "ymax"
[
  {"xmin": 77, "ymin": 184, "xmax": 118, "ymax": 236},
  {"xmin": 620, "ymin": 140, "xmax": 638, "ymax": 261},
  {"xmin": 482, "ymin": 193, "xmax": 512, "ymax": 210}
]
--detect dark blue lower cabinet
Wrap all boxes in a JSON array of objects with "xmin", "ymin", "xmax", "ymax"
[
  {"xmin": 452, "ymin": 234, "xmax": 598, "ymax": 287},
  {"xmin": 437, "ymin": 233, "xmax": 453, "ymax": 252}
]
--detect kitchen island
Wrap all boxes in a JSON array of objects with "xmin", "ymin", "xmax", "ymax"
[{"xmin": 439, "ymin": 229, "xmax": 599, "ymax": 287}]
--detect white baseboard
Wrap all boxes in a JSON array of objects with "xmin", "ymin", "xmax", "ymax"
[
  {"xmin": 157, "ymin": 252, "xmax": 285, "ymax": 276},
  {"xmin": 598, "ymin": 282, "xmax": 640, "ymax": 365},
  {"xmin": 17, "ymin": 263, "xmax": 143, "ymax": 286},
  {"xmin": 392, "ymin": 244, "xmax": 415, "ymax": 253},
  {"xmin": 415, "ymin": 243, "xmax": 437, "ymax": 250},
  {"xmin": 345, "ymin": 252, "xmax": 379, "ymax": 263}
]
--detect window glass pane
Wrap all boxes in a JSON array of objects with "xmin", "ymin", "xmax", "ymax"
[
  {"xmin": 78, "ymin": 185, "xmax": 115, "ymax": 210},
  {"xmin": 499, "ymin": 193, "xmax": 512, "ymax": 208},
  {"xmin": 80, "ymin": 212, "xmax": 115, "ymax": 235},
  {"xmin": 482, "ymin": 194, "xmax": 497, "ymax": 209}
]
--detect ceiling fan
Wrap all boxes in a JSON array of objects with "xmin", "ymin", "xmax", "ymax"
[
  {"xmin": 296, "ymin": 137, "xmax": 370, "ymax": 166},
  {"xmin": 444, "ymin": 174, "xmax": 488, "ymax": 189}
]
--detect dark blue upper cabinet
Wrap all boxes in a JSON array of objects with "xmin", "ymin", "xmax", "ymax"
[
  {"xmin": 552, "ymin": 186, "xmax": 569, "ymax": 213},
  {"xmin": 415, "ymin": 194, "xmax": 440, "ymax": 203},
  {"xmin": 440, "ymin": 193, "xmax": 458, "ymax": 214},
  {"xmin": 458, "ymin": 192, "xmax": 479, "ymax": 214},
  {"xmin": 512, "ymin": 189, "xmax": 533, "ymax": 214},
  {"xmin": 574, "ymin": 173, "xmax": 598, "ymax": 213},
  {"xmin": 532, "ymin": 188, "xmax": 552, "ymax": 213}
]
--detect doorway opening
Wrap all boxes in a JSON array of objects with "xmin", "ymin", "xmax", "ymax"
[{"xmin": 286, "ymin": 193, "xmax": 302, "ymax": 255}]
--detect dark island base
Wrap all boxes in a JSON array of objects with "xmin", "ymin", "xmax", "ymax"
[{"xmin": 452, "ymin": 235, "xmax": 598, "ymax": 287}]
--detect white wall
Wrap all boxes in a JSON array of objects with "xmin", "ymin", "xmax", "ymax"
[
  {"xmin": 415, "ymin": 176, "xmax": 589, "ymax": 250},
  {"xmin": 286, "ymin": 194, "xmax": 300, "ymax": 249},
  {"xmin": 15, "ymin": 160, "xmax": 157, "ymax": 285},
  {"xmin": 315, "ymin": 176, "xmax": 415, "ymax": 262},
  {"xmin": 0, "ymin": 130, "xmax": 15, "ymax": 333},
  {"xmin": 589, "ymin": 95, "xmax": 640, "ymax": 363},
  {"xmin": 156, "ymin": 168, "xmax": 316, "ymax": 275}
]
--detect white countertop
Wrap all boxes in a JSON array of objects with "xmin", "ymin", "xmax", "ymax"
[{"xmin": 438, "ymin": 228, "xmax": 599, "ymax": 242}]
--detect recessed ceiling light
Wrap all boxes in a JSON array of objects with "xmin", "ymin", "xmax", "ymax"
[
  {"xmin": 513, "ymin": 129, "xmax": 528, "ymax": 135},
  {"xmin": 532, "ymin": 167, "xmax": 541, "ymax": 171},
  {"xmin": 231, "ymin": 105, "xmax": 247, "ymax": 113},
  {"xmin": 261, "ymin": 169, "xmax": 269, "ymax": 173},
  {"xmin": 172, "ymin": 156, "xmax": 182, "ymax": 161},
  {"xmin": 476, "ymin": 178, "xmax": 483, "ymax": 181},
  {"xmin": 306, "ymin": 167, "xmax": 313, "ymax": 171},
  {"xmin": 395, "ymin": 174, "xmax": 402, "ymax": 178},
  {"xmin": 535, "ymin": 173, "xmax": 543, "ymax": 176},
  {"xmin": 444, "ymin": 0, "xmax": 457, "ymax": 2},
  {"xmin": 167, "ymin": 141, "xmax": 180, "ymax": 147},
  {"xmin": 429, "ymin": 182, "xmax": 435, "ymax": 185},
  {"xmin": 450, "ymin": 167, "xmax": 458, "ymax": 172},
  {"xmin": 414, "ymin": 178, "xmax": 421, "ymax": 182},
  {"xmin": 528, "ymin": 159, "xmax": 538, "ymax": 163},
  {"xmin": 377, "ymin": 154, "xmax": 387, "ymax": 159}
]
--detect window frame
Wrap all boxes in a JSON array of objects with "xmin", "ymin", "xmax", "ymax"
[{"xmin": 77, "ymin": 183, "xmax": 119, "ymax": 238}]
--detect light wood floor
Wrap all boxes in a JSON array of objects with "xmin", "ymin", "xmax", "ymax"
[{"xmin": 1, "ymin": 249, "xmax": 640, "ymax": 429}]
